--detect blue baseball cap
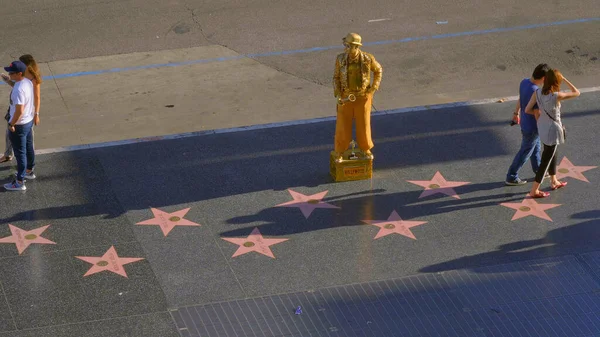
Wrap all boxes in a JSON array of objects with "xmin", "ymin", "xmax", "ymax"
[{"xmin": 4, "ymin": 61, "xmax": 27, "ymax": 74}]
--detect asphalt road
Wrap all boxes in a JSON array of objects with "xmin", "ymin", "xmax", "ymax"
[{"xmin": 2, "ymin": 0, "xmax": 599, "ymax": 109}]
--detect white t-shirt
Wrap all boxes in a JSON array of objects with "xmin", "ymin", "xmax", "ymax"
[{"xmin": 9, "ymin": 78, "xmax": 34, "ymax": 125}]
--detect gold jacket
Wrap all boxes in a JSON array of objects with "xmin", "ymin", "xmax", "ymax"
[{"xmin": 333, "ymin": 51, "xmax": 382, "ymax": 98}]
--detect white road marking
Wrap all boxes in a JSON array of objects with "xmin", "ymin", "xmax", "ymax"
[{"xmin": 368, "ymin": 18, "xmax": 391, "ymax": 23}]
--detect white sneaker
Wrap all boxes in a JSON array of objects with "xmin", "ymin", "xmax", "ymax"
[
  {"xmin": 4, "ymin": 180, "xmax": 26, "ymax": 191},
  {"xmin": 14, "ymin": 171, "xmax": 36, "ymax": 180}
]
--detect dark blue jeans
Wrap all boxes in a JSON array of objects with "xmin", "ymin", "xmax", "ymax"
[
  {"xmin": 506, "ymin": 129, "xmax": 541, "ymax": 181},
  {"xmin": 9, "ymin": 121, "xmax": 35, "ymax": 182}
]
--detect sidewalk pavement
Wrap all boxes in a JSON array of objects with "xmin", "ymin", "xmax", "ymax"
[
  {"xmin": 0, "ymin": 92, "xmax": 598, "ymax": 336},
  {"xmin": 2, "ymin": 44, "xmax": 599, "ymax": 151}
]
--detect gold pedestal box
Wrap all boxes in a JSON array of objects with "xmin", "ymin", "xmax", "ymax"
[{"xmin": 330, "ymin": 149, "xmax": 373, "ymax": 182}]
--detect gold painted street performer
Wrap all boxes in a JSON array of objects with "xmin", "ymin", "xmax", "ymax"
[{"xmin": 333, "ymin": 32, "xmax": 382, "ymax": 163}]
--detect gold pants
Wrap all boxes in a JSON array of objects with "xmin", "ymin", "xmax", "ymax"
[{"xmin": 334, "ymin": 94, "xmax": 373, "ymax": 153}]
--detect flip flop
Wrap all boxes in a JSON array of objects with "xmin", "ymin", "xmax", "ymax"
[
  {"xmin": 551, "ymin": 181, "xmax": 567, "ymax": 190},
  {"xmin": 529, "ymin": 191, "xmax": 550, "ymax": 198},
  {"xmin": 0, "ymin": 156, "xmax": 12, "ymax": 163}
]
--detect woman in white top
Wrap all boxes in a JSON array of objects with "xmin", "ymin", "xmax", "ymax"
[{"xmin": 524, "ymin": 69, "xmax": 580, "ymax": 198}]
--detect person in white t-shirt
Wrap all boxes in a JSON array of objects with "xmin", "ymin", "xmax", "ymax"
[
  {"xmin": 3, "ymin": 61, "xmax": 35, "ymax": 191},
  {"xmin": 1, "ymin": 54, "xmax": 43, "ymax": 163}
]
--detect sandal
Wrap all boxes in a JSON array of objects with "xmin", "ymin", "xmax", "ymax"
[
  {"xmin": 0, "ymin": 156, "xmax": 12, "ymax": 163},
  {"xmin": 551, "ymin": 181, "xmax": 567, "ymax": 190},
  {"xmin": 529, "ymin": 191, "xmax": 550, "ymax": 199}
]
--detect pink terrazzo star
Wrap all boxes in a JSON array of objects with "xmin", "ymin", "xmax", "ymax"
[
  {"xmin": 362, "ymin": 210, "xmax": 427, "ymax": 240},
  {"xmin": 222, "ymin": 227, "xmax": 288, "ymax": 258},
  {"xmin": 0, "ymin": 225, "xmax": 56, "ymax": 254},
  {"xmin": 275, "ymin": 189, "xmax": 340, "ymax": 218},
  {"xmin": 500, "ymin": 197, "xmax": 561, "ymax": 221},
  {"xmin": 555, "ymin": 157, "xmax": 597, "ymax": 183},
  {"xmin": 75, "ymin": 246, "xmax": 144, "ymax": 278},
  {"xmin": 136, "ymin": 208, "xmax": 201, "ymax": 236},
  {"xmin": 407, "ymin": 171, "xmax": 470, "ymax": 199}
]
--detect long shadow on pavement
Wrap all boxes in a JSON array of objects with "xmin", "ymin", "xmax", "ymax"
[
  {"xmin": 0, "ymin": 102, "xmax": 597, "ymax": 240},
  {"xmin": 0, "ymin": 103, "xmax": 519, "ymax": 224},
  {"xmin": 419, "ymin": 210, "xmax": 600, "ymax": 273}
]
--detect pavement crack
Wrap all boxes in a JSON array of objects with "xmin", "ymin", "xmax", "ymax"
[
  {"xmin": 0, "ymin": 280, "xmax": 17, "ymax": 331},
  {"xmin": 212, "ymin": 236, "xmax": 249, "ymax": 298},
  {"xmin": 46, "ymin": 62, "xmax": 83, "ymax": 144},
  {"xmin": 46, "ymin": 62, "xmax": 70, "ymax": 113},
  {"xmin": 186, "ymin": 6, "xmax": 213, "ymax": 45}
]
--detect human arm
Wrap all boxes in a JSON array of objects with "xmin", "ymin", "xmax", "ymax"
[
  {"xmin": 556, "ymin": 77, "xmax": 580, "ymax": 101},
  {"xmin": 1, "ymin": 73, "xmax": 14, "ymax": 87},
  {"xmin": 8, "ymin": 87, "xmax": 27, "ymax": 131},
  {"xmin": 522, "ymin": 93, "xmax": 540, "ymax": 117},
  {"xmin": 367, "ymin": 55, "xmax": 382, "ymax": 95},
  {"xmin": 33, "ymin": 82, "xmax": 40, "ymax": 125},
  {"xmin": 333, "ymin": 56, "xmax": 342, "ymax": 98},
  {"xmin": 8, "ymin": 104, "xmax": 23, "ymax": 132},
  {"xmin": 524, "ymin": 92, "xmax": 538, "ymax": 119},
  {"xmin": 511, "ymin": 98, "xmax": 520, "ymax": 123},
  {"xmin": 513, "ymin": 99, "xmax": 520, "ymax": 116}
]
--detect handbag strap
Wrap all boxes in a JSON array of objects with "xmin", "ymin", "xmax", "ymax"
[{"xmin": 536, "ymin": 89, "xmax": 558, "ymax": 122}]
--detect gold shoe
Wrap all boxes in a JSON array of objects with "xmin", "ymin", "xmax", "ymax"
[
  {"xmin": 332, "ymin": 151, "xmax": 344, "ymax": 163},
  {"xmin": 364, "ymin": 150, "xmax": 374, "ymax": 160}
]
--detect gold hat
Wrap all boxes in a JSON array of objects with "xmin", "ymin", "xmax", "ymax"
[{"xmin": 343, "ymin": 33, "xmax": 362, "ymax": 46}]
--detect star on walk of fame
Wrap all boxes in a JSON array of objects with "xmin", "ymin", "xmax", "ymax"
[
  {"xmin": 275, "ymin": 189, "xmax": 339, "ymax": 219},
  {"xmin": 500, "ymin": 197, "xmax": 561, "ymax": 221},
  {"xmin": 222, "ymin": 227, "xmax": 289, "ymax": 258},
  {"xmin": 407, "ymin": 171, "xmax": 470, "ymax": 199},
  {"xmin": 75, "ymin": 246, "xmax": 145, "ymax": 278},
  {"xmin": 362, "ymin": 210, "xmax": 427, "ymax": 240},
  {"xmin": 0, "ymin": 224, "xmax": 56, "ymax": 254},
  {"xmin": 136, "ymin": 207, "xmax": 201, "ymax": 236},
  {"xmin": 555, "ymin": 157, "xmax": 597, "ymax": 183}
]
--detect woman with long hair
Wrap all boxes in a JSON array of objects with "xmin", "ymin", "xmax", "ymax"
[
  {"xmin": 524, "ymin": 68, "xmax": 580, "ymax": 198},
  {"xmin": 1, "ymin": 54, "xmax": 42, "ymax": 163}
]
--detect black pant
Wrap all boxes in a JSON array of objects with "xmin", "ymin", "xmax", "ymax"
[{"xmin": 535, "ymin": 144, "xmax": 557, "ymax": 183}]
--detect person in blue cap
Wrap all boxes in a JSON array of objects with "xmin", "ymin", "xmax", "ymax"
[
  {"xmin": 1, "ymin": 54, "xmax": 43, "ymax": 163},
  {"xmin": 3, "ymin": 60, "xmax": 35, "ymax": 191}
]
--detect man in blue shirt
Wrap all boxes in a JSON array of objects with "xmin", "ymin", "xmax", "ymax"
[{"xmin": 505, "ymin": 64, "xmax": 549, "ymax": 185}]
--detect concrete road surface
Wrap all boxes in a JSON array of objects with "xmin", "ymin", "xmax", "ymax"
[{"xmin": 0, "ymin": 0, "xmax": 598, "ymax": 149}]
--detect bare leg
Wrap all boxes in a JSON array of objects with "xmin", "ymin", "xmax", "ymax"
[{"xmin": 529, "ymin": 143, "xmax": 557, "ymax": 198}]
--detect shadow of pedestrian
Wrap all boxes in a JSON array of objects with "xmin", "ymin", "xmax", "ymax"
[
  {"xmin": 419, "ymin": 210, "xmax": 600, "ymax": 273},
  {"xmin": 222, "ymin": 181, "xmax": 526, "ymax": 238}
]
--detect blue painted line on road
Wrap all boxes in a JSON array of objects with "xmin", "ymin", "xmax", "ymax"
[
  {"xmin": 2, "ymin": 17, "xmax": 599, "ymax": 83},
  {"xmin": 48, "ymin": 55, "xmax": 245, "ymax": 80}
]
